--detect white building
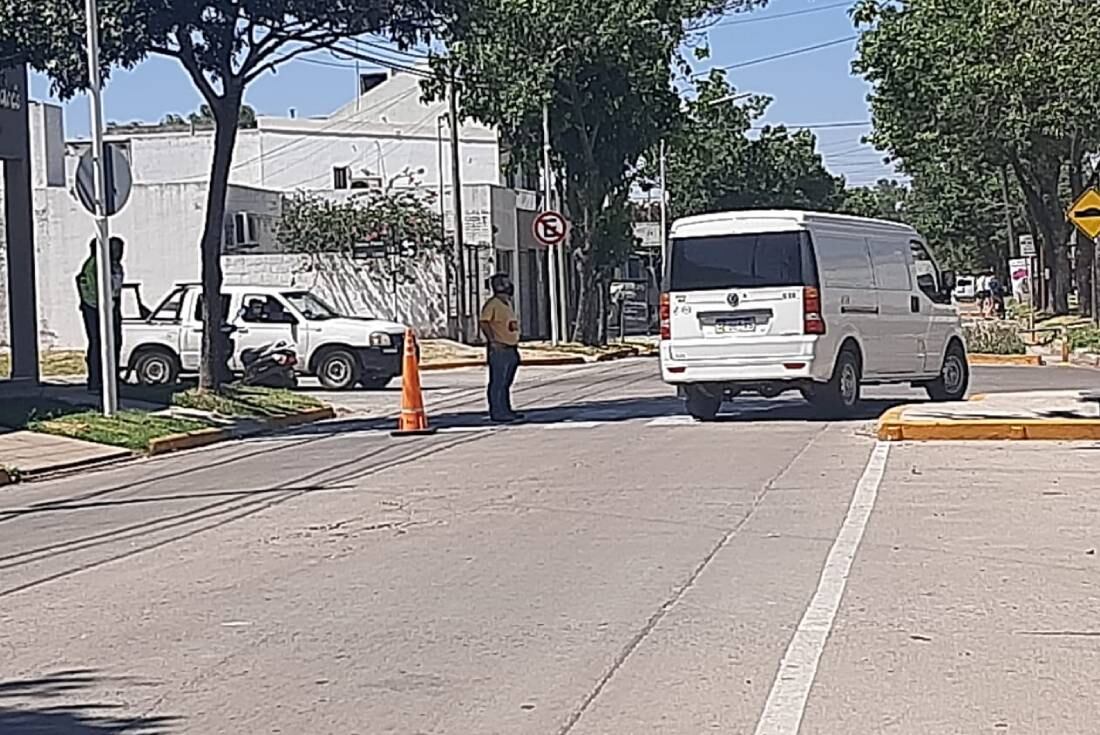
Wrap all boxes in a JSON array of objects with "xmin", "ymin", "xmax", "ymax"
[{"xmin": 5, "ymin": 69, "xmax": 556, "ymax": 356}]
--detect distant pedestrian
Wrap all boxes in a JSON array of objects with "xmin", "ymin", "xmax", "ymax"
[
  {"xmin": 989, "ymin": 273, "xmax": 1006, "ymax": 319},
  {"xmin": 76, "ymin": 236, "xmax": 125, "ymax": 392},
  {"xmin": 976, "ymin": 271, "xmax": 992, "ymax": 317},
  {"xmin": 479, "ymin": 273, "xmax": 522, "ymax": 423}
]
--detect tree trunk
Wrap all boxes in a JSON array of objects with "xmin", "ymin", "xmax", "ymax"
[
  {"xmin": 198, "ymin": 92, "xmax": 243, "ymax": 390},
  {"xmin": 1076, "ymin": 232, "xmax": 1094, "ymax": 318},
  {"xmin": 1012, "ymin": 161, "xmax": 1069, "ymax": 314},
  {"xmin": 572, "ymin": 253, "xmax": 600, "ymax": 345}
]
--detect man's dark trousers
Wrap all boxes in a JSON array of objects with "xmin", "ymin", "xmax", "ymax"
[
  {"xmin": 487, "ymin": 345, "xmax": 520, "ymax": 419},
  {"xmin": 81, "ymin": 302, "xmax": 122, "ymax": 391}
]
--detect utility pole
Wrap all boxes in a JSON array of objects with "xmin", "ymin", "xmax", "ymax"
[
  {"xmin": 544, "ymin": 102, "xmax": 560, "ymax": 345},
  {"xmin": 436, "ymin": 114, "xmax": 453, "ymax": 338},
  {"xmin": 448, "ymin": 79, "xmax": 468, "ymax": 342},
  {"xmin": 84, "ymin": 0, "xmax": 118, "ymax": 416},
  {"xmin": 1000, "ymin": 165, "xmax": 1017, "ymax": 258},
  {"xmin": 659, "ymin": 139, "xmax": 668, "ymax": 273}
]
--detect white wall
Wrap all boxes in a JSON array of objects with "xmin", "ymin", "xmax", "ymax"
[{"xmin": 222, "ymin": 252, "xmax": 448, "ymax": 337}]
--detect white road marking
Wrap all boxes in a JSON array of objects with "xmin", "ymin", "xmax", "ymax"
[
  {"xmin": 543, "ymin": 420, "xmax": 607, "ymax": 430},
  {"xmin": 752, "ymin": 441, "xmax": 891, "ymax": 735},
  {"xmin": 646, "ymin": 415, "xmax": 697, "ymax": 427}
]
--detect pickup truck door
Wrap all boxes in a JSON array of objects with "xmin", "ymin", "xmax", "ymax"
[
  {"xmin": 230, "ymin": 293, "xmax": 299, "ymax": 370},
  {"xmin": 181, "ymin": 291, "xmax": 233, "ymax": 372}
]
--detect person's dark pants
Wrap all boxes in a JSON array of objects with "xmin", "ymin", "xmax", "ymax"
[
  {"xmin": 487, "ymin": 345, "xmax": 520, "ymax": 419},
  {"xmin": 81, "ymin": 302, "xmax": 123, "ymax": 391}
]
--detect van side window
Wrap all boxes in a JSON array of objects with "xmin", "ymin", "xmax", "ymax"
[
  {"xmin": 909, "ymin": 240, "xmax": 947, "ymax": 303},
  {"xmin": 815, "ymin": 233, "xmax": 874, "ymax": 288},
  {"xmin": 867, "ymin": 238, "xmax": 912, "ymax": 291}
]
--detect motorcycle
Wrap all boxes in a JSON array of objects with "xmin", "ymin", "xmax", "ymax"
[{"xmin": 240, "ymin": 340, "xmax": 299, "ymax": 388}]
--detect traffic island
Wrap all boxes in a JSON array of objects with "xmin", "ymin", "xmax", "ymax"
[{"xmin": 878, "ymin": 390, "xmax": 1100, "ymax": 442}]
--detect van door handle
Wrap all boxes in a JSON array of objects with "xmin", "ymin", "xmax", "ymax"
[
  {"xmin": 841, "ymin": 305, "xmax": 879, "ymax": 315},
  {"xmin": 910, "ymin": 296, "xmax": 921, "ymax": 313}
]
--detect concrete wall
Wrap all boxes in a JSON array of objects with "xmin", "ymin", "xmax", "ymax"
[
  {"xmin": 27, "ymin": 182, "xmax": 283, "ymax": 351},
  {"xmin": 223, "ymin": 252, "xmax": 448, "ymax": 337}
]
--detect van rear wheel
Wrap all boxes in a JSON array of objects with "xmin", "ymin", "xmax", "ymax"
[
  {"xmin": 685, "ymin": 385, "xmax": 722, "ymax": 422},
  {"xmin": 925, "ymin": 342, "xmax": 969, "ymax": 402}
]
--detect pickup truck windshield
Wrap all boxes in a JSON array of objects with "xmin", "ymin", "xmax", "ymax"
[{"xmin": 282, "ymin": 291, "xmax": 341, "ymax": 320}]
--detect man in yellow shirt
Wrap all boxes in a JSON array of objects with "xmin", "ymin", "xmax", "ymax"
[{"xmin": 479, "ymin": 273, "xmax": 522, "ymax": 422}]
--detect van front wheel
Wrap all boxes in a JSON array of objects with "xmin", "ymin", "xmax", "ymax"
[{"xmin": 685, "ymin": 385, "xmax": 723, "ymax": 422}]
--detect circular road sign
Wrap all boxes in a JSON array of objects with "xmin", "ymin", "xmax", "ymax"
[
  {"xmin": 74, "ymin": 144, "xmax": 133, "ymax": 217},
  {"xmin": 533, "ymin": 210, "xmax": 569, "ymax": 247}
]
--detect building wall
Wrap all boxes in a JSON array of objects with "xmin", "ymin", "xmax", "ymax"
[
  {"xmin": 28, "ymin": 182, "xmax": 283, "ymax": 351},
  {"xmin": 223, "ymin": 252, "xmax": 448, "ymax": 337}
]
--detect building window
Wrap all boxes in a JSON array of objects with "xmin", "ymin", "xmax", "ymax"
[
  {"xmin": 233, "ymin": 212, "xmax": 259, "ymax": 248},
  {"xmin": 333, "ymin": 166, "xmax": 349, "ymax": 190}
]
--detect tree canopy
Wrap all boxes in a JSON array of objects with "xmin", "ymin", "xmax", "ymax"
[{"xmin": 852, "ymin": 0, "xmax": 1100, "ymax": 313}]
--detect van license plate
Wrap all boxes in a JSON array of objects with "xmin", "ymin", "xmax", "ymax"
[{"xmin": 716, "ymin": 317, "xmax": 755, "ymax": 334}]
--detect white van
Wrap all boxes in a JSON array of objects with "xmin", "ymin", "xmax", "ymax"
[{"xmin": 659, "ymin": 210, "xmax": 968, "ymax": 420}]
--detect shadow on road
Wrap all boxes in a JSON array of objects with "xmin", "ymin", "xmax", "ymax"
[{"xmin": 0, "ymin": 669, "xmax": 178, "ymax": 734}]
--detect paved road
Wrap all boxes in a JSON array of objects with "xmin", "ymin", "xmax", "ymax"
[{"xmin": 1, "ymin": 360, "xmax": 1098, "ymax": 733}]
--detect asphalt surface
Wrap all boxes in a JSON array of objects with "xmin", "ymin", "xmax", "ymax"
[{"xmin": 2, "ymin": 360, "xmax": 1099, "ymax": 733}]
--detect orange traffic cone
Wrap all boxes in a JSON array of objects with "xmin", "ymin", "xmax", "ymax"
[{"xmin": 392, "ymin": 328, "xmax": 437, "ymax": 437}]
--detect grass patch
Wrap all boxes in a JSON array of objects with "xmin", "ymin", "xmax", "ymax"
[
  {"xmin": 1068, "ymin": 326, "xmax": 1100, "ymax": 353},
  {"xmin": 172, "ymin": 384, "xmax": 323, "ymax": 418},
  {"xmin": 30, "ymin": 411, "xmax": 211, "ymax": 452},
  {"xmin": 0, "ymin": 350, "xmax": 87, "ymax": 379}
]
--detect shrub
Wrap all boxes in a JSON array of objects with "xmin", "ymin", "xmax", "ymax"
[
  {"xmin": 1068, "ymin": 327, "xmax": 1100, "ymax": 353},
  {"xmin": 963, "ymin": 322, "xmax": 1027, "ymax": 355}
]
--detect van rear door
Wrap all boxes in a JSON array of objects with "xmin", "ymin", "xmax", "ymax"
[{"xmin": 665, "ymin": 231, "xmax": 816, "ymax": 360}]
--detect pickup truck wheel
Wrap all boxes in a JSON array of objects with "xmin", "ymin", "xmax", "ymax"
[
  {"xmin": 133, "ymin": 348, "xmax": 180, "ymax": 387},
  {"xmin": 317, "ymin": 348, "xmax": 360, "ymax": 390}
]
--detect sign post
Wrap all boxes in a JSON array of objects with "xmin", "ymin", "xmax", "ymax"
[
  {"xmin": 1066, "ymin": 188, "xmax": 1100, "ymax": 325},
  {"xmin": 533, "ymin": 209, "xmax": 569, "ymax": 345},
  {"xmin": 82, "ymin": 0, "xmax": 122, "ymax": 415},
  {"xmin": 1019, "ymin": 234, "xmax": 1037, "ymax": 326}
]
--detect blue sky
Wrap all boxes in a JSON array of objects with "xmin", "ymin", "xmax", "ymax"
[{"xmin": 30, "ymin": 0, "xmax": 894, "ymax": 187}]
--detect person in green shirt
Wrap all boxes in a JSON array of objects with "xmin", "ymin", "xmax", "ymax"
[{"xmin": 76, "ymin": 236, "xmax": 125, "ymax": 391}]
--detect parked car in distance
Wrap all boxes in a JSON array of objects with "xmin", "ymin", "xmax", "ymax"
[
  {"xmin": 953, "ymin": 275, "xmax": 976, "ymax": 301},
  {"xmin": 659, "ymin": 209, "xmax": 968, "ymax": 421},
  {"xmin": 122, "ymin": 283, "xmax": 408, "ymax": 390}
]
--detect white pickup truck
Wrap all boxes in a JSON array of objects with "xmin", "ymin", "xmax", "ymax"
[{"xmin": 121, "ymin": 283, "xmax": 408, "ymax": 389}]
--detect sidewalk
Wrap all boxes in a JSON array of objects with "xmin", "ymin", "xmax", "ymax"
[
  {"xmin": 879, "ymin": 390, "xmax": 1100, "ymax": 441},
  {"xmin": 0, "ymin": 428, "xmax": 132, "ymax": 477}
]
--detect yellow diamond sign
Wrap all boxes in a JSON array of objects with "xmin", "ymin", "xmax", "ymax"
[{"xmin": 1067, "ymin": 187, "xmax": 1100, "ymax": 240}]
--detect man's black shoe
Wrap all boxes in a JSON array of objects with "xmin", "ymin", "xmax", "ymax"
[{"xmin": 490, "ymin": 414, "xmax": 517, "ymax": 424}]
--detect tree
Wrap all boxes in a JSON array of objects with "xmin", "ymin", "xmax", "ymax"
[
  {"xmin": 657, "ymin": 71, "xmax": 842, "ymax": 222},
  {"xmin": 427, "ymin": 0, "xmax": 765, "ymax": 344},
  {"xmin": 840, "ymin": 179, "xmax": 907, "ymax": 222},
  {"xmin": 852, "ymin": 0, "xmax": 1100, "ymax": 314},
  {"xmin": 1, "ymin": 0, "xmax": 453, "ymax": 387}
]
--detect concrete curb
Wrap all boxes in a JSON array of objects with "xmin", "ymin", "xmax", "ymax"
[
  {"xmin": 1067, "ymin": 352, "xmax": 1100, "ymax": 369},
  {"xmin": 877, "ymin": 404, "xmax": 1100, "ymax": 442},
  {"xmin": 147, "ymin": 406, "xmax": 336, "ymax": 457},
  {"xmin": 967, "ymin": 353, "xmax": 1044, "ymax": 366}
]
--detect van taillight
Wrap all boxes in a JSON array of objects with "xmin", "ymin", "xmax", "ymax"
[
  {"xmin": 659, "ymin": 293, "xmax": 671, "ymax": 340},
  {"xmin": 803, "ymin": 287, "xmax": 825, "ymax": 335}
]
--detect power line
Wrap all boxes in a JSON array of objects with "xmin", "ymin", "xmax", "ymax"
[
  {"xmin": 752, "ymin": 120, "xmax": 870, "ymax": 130},
  {"xmin": 711, "ymin": 1, "xmax": 852, "ymax": 28},
  {"xmin": 696, "ymin": 35, "xmax": 858, "ymax": 76}
]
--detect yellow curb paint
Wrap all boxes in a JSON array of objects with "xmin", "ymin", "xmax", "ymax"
[
  {"xmin": 969, "ymin": 394, "xmax": 987, "ymax": 402},
  {"xmin": 421, "ymin": 356, "xmax": 587, "ymax": 371},
  {"xmin": 967, "ymin": 354, "xmax": 1044, "ymax": 367},
  {"xmin": 146, "ymin": 406, "xmax": 335, "ymax": 456},
  {"xmin": 877, "ymin": 416, "xmax": 1100, "ymax": 442},
  {"xmin": 147, "ymin": 427, "xmax": 227, "ymax": 456}
]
